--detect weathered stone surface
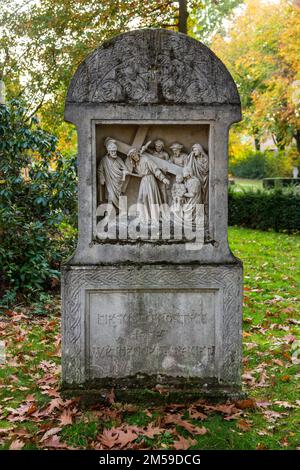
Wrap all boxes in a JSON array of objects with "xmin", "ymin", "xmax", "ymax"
[
  {"xmin": 62, "ymin": 264, "xmax": 243, "ymax": 391},
  {"xmin": 62, "ymin": 29, "xmax": 243, "ymax": 399},
  {"xmin": 66, "ymin": 29, "xmax": 240, "ymax": 106}
]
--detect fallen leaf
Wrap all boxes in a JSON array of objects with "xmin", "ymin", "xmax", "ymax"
[
  {"xmin": 173, "ymin": 435, "xmax": 197, "ymax": 450},
  {"xmin": 142, "ymin": 424, "xmax": 165, "ymax": 439},
  {"xmin": 188, "ymin": 407, "xmax": 207, "ymax": 420},
  {"xmin": 115, "ymin": 428, "xmax": 139, "ymax": 448},
  {"xmin": 235, "ymin": 399, "xmax": 256, "ymax": 410},
  {"xmin": 236, "ymin": 420, "xmax": 252, "ymax": 431},
  {"xmin": 59, "ymin": 408, "xmax": 73, "ymax": 426},
  {"xmin": 9, "ymin": 439, "xmax": 25, "ymax": 450},
  {"xmin": 164, "ymin": 414, "xmax": 207, "ymax": 435},
  {"xmin": 106, "ymin": 389, "xmax": 115, "ymax": 405},
  {"xmin": 98, "ymin": 429, "xmax": 119, "ymax": 449},
  {"xmin": 41, "ymin": 435, "xmax": 67, "ymax": 449},
  {"xmin": 40, "ymin": 427, "xmax": 62, "ymax": 443}
]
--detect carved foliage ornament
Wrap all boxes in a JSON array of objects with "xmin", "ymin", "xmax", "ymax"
[{"xmin": 67, "ymin": 29, "xmax": 240, "ymax": 105}]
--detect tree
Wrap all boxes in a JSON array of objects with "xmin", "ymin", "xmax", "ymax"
[
  {"xmin": 0, "ymin": 99, "xmax": 77, "ymax": 303},
  {"xmin": 0, "ymin": 0, "xmax": 243, "ymax": 150},
  {"xmin": 211, "ymin": 0, "xmax": 300, "ymax": 154}
]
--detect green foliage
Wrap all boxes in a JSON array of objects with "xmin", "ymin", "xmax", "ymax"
[
  {"xmin": 229, "ymin": 186, "xmax": 300, "ymax": 232},
  {"xmin": 211, "ymin": 0, "xmax": 300, "ymax": 153},
  {"xmin": 0, "ymin": 0, "xmax": 244, "ymax": 145},
  {"xmin": 229, "ymin": 150, "xmax": 293, "ymax": 179},
  {"xmin": 0, "ymin": 100, "xmax": 77, "ymax": 304},
  {"xmin": 190, "ymin": 0, "xmax": 242, "ymax": 43}
]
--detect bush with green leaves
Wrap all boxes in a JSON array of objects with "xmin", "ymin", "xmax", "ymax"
[
  {"xmin": 0, "ymin": 100, "xmax": 77, "ymax": 305},
  {"xmin": 228, "ymin": 186, "xmax": 300, "ymax": 232},
  {"xmin": 229, "ymin": 150, "xmax": 293, "ymax": 179}
]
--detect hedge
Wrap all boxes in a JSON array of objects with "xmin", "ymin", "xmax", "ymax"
[{"xmin": 228, "ymin": 187, "xmax": 300, "ymax": 233}]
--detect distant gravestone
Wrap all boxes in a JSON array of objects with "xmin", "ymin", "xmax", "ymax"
[{"xmin": 62, "ymin": 29, "xmax": 243, "ymax": 400}]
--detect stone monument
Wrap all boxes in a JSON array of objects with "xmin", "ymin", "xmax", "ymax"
[{"xmin": 62, "ymin": 29, "xmax": 243, "ymax": 400}]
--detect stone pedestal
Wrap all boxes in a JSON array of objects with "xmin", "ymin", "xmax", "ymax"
[
  {"xmin": 62, "ymin": 263, "xmax": 242, "ymax": 400},
  {"xmin": 62, "ymin": 29, "xmax": 243, "ymax": 401}
]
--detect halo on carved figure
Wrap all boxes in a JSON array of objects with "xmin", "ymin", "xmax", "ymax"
[{"xmin": 66, "ymin": 29, "xmax": 240, "ymax": 106}]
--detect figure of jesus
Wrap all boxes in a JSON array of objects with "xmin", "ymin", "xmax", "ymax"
[{"xmin": 127, "ymin": 142, "xmax": 170, "ymax": 223}]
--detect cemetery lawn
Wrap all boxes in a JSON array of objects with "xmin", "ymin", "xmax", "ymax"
[{"xmin": 0, "ymin": 228, "xmax": 299, "ymax": 450}]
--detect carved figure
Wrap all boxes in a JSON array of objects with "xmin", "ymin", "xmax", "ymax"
[
  {"xmin": 186, "ymin": 143, "xmax": 209, "ymax": 206},
  {"xmin": 183, "ymin": 167, "xmax": 201, "ymax": 220},
  {"xmin": 97, "ymin": 138, "xmax": 128, "ymax": 209},
  {"xmin": 150, "ymin": 139, "xmax": 169, "ymax": 203},
  {"xmin": 171, "ymin": 174, "xmax": 186, "ymax": 207},
  {"xmin": 152, "ymin": 139, "xmax": 169, "ymax": 160},
  {"xmin": 127, "ymin": 144, "xmax": 170, "ymax": 222},
  {"xmin": 169, "ymin": 142, "xmax": 187, "ymax": 167}
]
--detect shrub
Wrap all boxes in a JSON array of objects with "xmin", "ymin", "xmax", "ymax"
[
  {"xmin": 229, "ymin": 150, "xmax": 293, "ymax": 179},
  {"xmin": 0, "ymin": 100, "xmax": 77, "ymax": 305},
  {"xmin": 228, "ymin": 186, "xmax": 300, "ymax": 233}
]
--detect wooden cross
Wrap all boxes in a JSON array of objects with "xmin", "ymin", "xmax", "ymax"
[{"xmin": 112, "ymin": 125, "xmax": 183, "ymax": 177}]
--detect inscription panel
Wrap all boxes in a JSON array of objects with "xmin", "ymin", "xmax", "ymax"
[{"xmin": 87, "ymin": 289, "xmax": 219, "ymax": 378}]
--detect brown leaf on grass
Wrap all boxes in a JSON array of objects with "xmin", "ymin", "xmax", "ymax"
[
  {"xmin": 6, "ymin": 402, "xmax": 37, "ymax": 420},
  {"xmin": 25, "ymin": 394, "xmax": 35, "ymax": 402},
  {"xmin": 43, "ymin": 388, "xmax": 61, "ymax": 398},
  {"xmin": 235, "ymin": 399, "xmax": 256, "ymax": 410},
  {"xmin": 223, "ymin": 412, "xmax": 243, "ymax": 421},
  {"xmin": 142, "ymin": 423, "xmax": 165, "ymax": 439},
  {"xmin": 273, "ymin": 358, "xmax": 284, "ymax": 366},
  {"xmin": 105, "ymin": 388, "xmax": 115, "ymax": 405},
  {"xmin": 204, "ymin": 403, "xmax": 238, "ymax": 415},
  {"xmin": 283, "ymin": 334, "xmax": 296, "ymax": 344},
  {"xmin": 188, "ymin": 406, "xmax": 207, "ymax": 421},
  {"xmin": 40, "ymin": 435, "xmax": 67, "ymax": 449},
  {"xmin": 164, "ymin": 414, "xmax": 207, "ymax": 435},
  {"xmin": 40, "ymin": 427, "xmax": 62, "ymax": 443},
  {"xmin": 98, "ymin": 429, "xmax": 119, "ymax": 449},
  {"xmin": 274, "ymin": 401, "xmax": 296, "ymax": 409},
  {"xmin": 0, "ymin": 427, "xmax": 14, "ymax": 434},
  {"xmin": 242, "ymin": 372, "xmax": 256, "ymax": 386},
  {"xmin": 115, "ymin": 428, "xmax": 140, "ymax": 448},
  {"xmin": 236, "ymin": 420, "xmax": 252, "ymax": 431},
  {"xmin": 9, "ymin": 439, "xmax": 25, "ymax": 450},
  {"xmin": 257, "ymin": 369, "xmax": 268, "ymax": 387},
  {"xmin": 173, "ymin": 435, "xmax": 197, "ymax": 450},
  {"xmin": 59, "ymin": 408, "xmax": 73, "ymax": 426},
  {"xmin": 46, "ymin": 397, "xmax": 65, "ymax": 414},
  {"xmin": 263, "ymin": 410, "xmax": 288, "ymax": 422},
  {"xmin": 256, "ymin": 401, "xmax": 272, "ymax": 408},
  {"xmin": 12, "ymin": 429, "xmax": 32, "ymax": 439}
]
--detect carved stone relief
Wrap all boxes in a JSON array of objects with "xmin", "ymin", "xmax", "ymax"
[
  {"xmin": 96, "ymin": 127, "xmax": 209, "ymax": 238},
  {"xmin": 67, "ymin": 29, "xmax": 240, "ymax": 106}
]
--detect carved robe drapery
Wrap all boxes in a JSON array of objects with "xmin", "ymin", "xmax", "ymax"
[
  {"xmin": 186, "ymin": 153, "xmax": 209, "ymax": 205},
  {"xmin": 134, "ymin": 155, "xmax": 167, "ymax": 222},
  {"xmin": 98, "ymin": 154, "xmax": 127, "ymax": 208},
  {"xmin": 184, "ymin": 176, "xmax": 201, "ymax": 220}
]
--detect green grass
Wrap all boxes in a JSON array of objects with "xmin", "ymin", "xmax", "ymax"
[
  {"xmin": 232, "ymin": 178, "xmax": 263, "ymax": 191},
  {"xmin": 0, "ymin": 227, "xmax": 299, "ymax": 450}
]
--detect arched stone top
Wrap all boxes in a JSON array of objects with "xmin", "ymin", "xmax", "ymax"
[{"xmin": 66, "ymin": 29, "xmax": 240, "ymax": 106}]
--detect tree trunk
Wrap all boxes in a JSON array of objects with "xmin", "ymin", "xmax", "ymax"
[
  {"xmin": 294, "ymin": 130, "xmax": 300, "ymax": 154},
  {"xmin": 179, "ymin": 0, "xmax": 188, "ymax": 34},
  {"xmin": 254, "ymin": 136, "xmax": 260, "ymax": 152}
]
